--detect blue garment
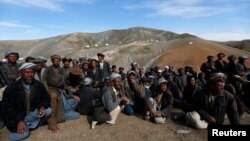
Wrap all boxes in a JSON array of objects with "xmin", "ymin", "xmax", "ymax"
[
  {"xmin": 9, "ymin": 108, "xmax": 51, "ymax": 141},
  {"xmin": 123, "ymin": 104, "xmax": 134, "ymax": 115},
  {"xmin": 61, "ymin": 91, "xmax": 80, "ymax": 121}
]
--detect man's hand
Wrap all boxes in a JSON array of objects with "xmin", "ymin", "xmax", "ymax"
[
  {"xmin": 70, "ymin": 88, "xmax": 77, "ymax": 93},
  {"xmin": 17, "ymin": 121, "xmax": 27, "ymax": 135},
  {"xmin": 72, "ymin": 95, "xmax": 80, "ymax": 102},
  {"xmin": 51, "ymin": 127, "xmax": 60, "ymax": 134},
  {"xmin": 38, "ymin": 106, "xmax": 45, "ymax": 118},
  {"xmin": 207, "ymin": 116, "xmax": 216, "ymax": 124}
]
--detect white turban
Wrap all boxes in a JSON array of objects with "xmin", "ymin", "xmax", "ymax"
[
  {"xmin": 18, "ymin": 63, "xmax": 36, "ymax": 72},
  {"xmin": 110, "ymin": 73, "xmax": 121, "ymax": 81}
]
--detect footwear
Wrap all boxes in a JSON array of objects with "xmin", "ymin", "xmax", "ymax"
[
  {"xmin": 91, "ymin": 121, "xmax": 98, "ymax": 129},
  {"xmin": 105, "ymin": 120, "xmax": 115, "ymax": 125}
]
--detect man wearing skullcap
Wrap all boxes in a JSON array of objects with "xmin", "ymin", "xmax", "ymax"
[
  {"xmin": 62, "ymin": 57, "xmax": 72, "ymax": 75},
  {"xmin": 91, "ymin": 73, "xmax": 128, "ymax": 129},
  {"xmin": 0, "ymin": 50, "xmax": 20, "ymax": 85},
  {"xmin": 145, "ymin": 78, "xmax": 173, "ymax": 124},
  {"xmin": 97, "ymin": 53, "xmax": 111, "ymax": 78},
  {"xmin": 32, "ymin": 57, "xmax": 46, "ymax": 81},
  {"xmin": 120, "ymin": 70, "xmax": 142, "ymax": 115},
  {"xmin": 2, "ymin": 63, "xmax": 51, "ymax": 140},
  {"xmin": 188, "ymin": 73, "xmax": 240, "ymax": 129}
]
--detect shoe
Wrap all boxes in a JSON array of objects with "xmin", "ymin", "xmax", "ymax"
[
  {"xmin": 105, "ymin": 120, "xmax": 115, "ymax": 125},
  {"xmin": 91, "ymin": 121, "xmax": 98, "ymax": 129}
]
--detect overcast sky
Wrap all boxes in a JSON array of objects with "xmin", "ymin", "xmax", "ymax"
[{"xmin": 0, "ymin": 0, "xmax": 250, "ymax": 41}]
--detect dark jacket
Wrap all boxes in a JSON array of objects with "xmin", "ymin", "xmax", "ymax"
[
  {"xmin": 175, "ymin": 74, "xmax": 187, "ymax": 92},
  {"xmin": 98, "ymin": 61, "xmax": 111, "ymax": 78},
  {"xmin": 200, "ymin": 61, "xmax": 216, "ymax": 76},
  {"xmin": 235, "ymin": 63, "xmax": 248, "ymax": 73},
  {"xmin": 2, "ymin": 79, "xmax": 50, "ymax": 132},
  {"xmin": 148, "ymin": 90, "xmax": 174, "ymax": 118},
  {"xmin": 78, "ymin": 86, "xmax": 101, "ymax": 115},
  {"xmin": 89, "ymin": 68, "xmax": 104, "ymax": 82},
  {"xmin": 194, "ymin": 89, "xmax": 240, "ymax": 125},
  {"xmin": 183, "ymin": 84, "xmax": 201, "ymax": 104},
  {"xmin": 215, "ymin": 60, "xmax": 227, "ymax": 72},
  {"xmin": 0, "ymin": 63, "xmax": 19, "ymax": 85}
]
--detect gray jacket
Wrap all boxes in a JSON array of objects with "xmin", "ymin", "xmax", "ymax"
[{"xmin": 102, "ymin": 87, "xmax": 121, "ymax": 112}]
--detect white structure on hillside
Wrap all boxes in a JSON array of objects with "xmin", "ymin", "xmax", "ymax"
[
  {"xmin": 86, "ymin": 45, "xmax": 90, "ymax": 48},
  {"xmin": 189, "ymin": 42, "xmax": 193, "ymax": 45},
  {"xmin": 95, "ymin": 44, "xmax": 99, "ymax": 47},
  {"xmin": 105, "ymin": 43, "xmax": 109, "ymax": 46}
]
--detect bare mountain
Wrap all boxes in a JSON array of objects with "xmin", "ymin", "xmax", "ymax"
[
  {"xmin": 0, "ymin": 27, "xmax": 249, "ymax": 71},
  {"xmin": 220, "ymin": 40, "xmax": 250, "ymax": 52}
]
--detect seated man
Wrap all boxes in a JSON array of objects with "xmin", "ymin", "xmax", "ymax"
[
  {"xmin": 2, "ymin": 63, "xmax": 51, "ymax": 141},
  {"xmin": 91, "ymin": 73, "xmax": 128, "ymax": 129},
  {"xmin": 146, "ymin": 78, "xmax": 174, "ymax": 124},
  {"xmin": 78, "ymin": 77, "xmax": 101, "ymax": 115},
  {"xmin": 186, "ymin": 73, "xmax": 240, "ymax": 129}
]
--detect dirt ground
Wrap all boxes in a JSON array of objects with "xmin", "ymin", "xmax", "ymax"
[{"xmin": 1, "ymin": 109, "xmax": 249, "ymax": 141}]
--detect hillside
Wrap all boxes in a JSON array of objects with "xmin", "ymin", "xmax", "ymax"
[{"xmin": 220, "ymin": 40, "xmax": 250, "ymax": 52}]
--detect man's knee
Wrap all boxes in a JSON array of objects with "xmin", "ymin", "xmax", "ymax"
[
  {"xmin": 10, "ymin": 129, "xmax": 30, "ymax": 141},
  {"xmin": 123, "ymin": 105, "xmax": 134, "ymax": 115}
]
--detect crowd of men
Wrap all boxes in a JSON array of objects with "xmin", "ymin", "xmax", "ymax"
[{"xmin": 0, "ymin": 50, "xmax": 249, "ymax": 140}]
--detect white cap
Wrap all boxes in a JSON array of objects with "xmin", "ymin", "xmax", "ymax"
[
  {"xmin": 110, "ymin": 73, "xmax": 121, "ymax": 81},
  {"xmin": 18, "ymin": 63, "xmax": 36, "ymax": 72}
]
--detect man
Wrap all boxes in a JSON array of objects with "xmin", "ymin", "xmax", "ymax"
[
  {"xmin": 215, "ymin": 53, "xmax": 227, "ymax": 72},
  {"xmin": 32, "ymin": 57, "xmax": 46, "ymax": 81},
  {"xmin": 187, "ymin": 73, "xmax": 240, "ymax": 129},
  {"xmin": 175, "ymin": 68, "xmax": 187, "ymax": 92},
  {"xmin": 91, "ymin": 73, "xmax": 128, "ymax": 129},
  {"xmin": 200, "ymin": 55, "xmax": 216, "ymax": 77},
  {"xmin": 223, "ymin": 55, "xmax": 239, "ymax": 83},
  {"xmin": 62, "ymin": 57, "xmax": 72, "ymax": 75},
  {"xmin": 146, "ymin": 78, "xmax": 174, "ymax": 124},
  {"xmin": 167, "ymin": 75, "xmax": 183, "ymax": 109},
  {"xmin": 120, "ymin": 70, "xmax": 142, "ymax": 115},
  {"xmin": 78, "ymin": 77, "xmax": 101, "ymax": 115},
  {"xmin": 89, "ymin": 59, "xmax": 104, "ymax": 83},
  {"xmin": 42, "ymin": 55, "xmax": 79, "ymax": 133},
  {"xmin": 196, "ymin": 72, "xmax": 206, "ymax": 89},
  {"xmin": 236, "ymin": 55, "xmax": 249, "ymax": 73},
  {"xmin": 64, "ymin": 67, "xmax": 83, "ymax": 96},
  {"xmin": 111, "ymin": 65, "xmax": 117, "ymax": 73},
  {"xmin": 183, "ymin": 75, "xmax": 201, "ymax": 112},
  {"xmin": 118, "ymin": 67, "xmax": 126, "ymax": 81},
  {"xmin": 0, "ymin": 50, "xmax": 20, "ymax": 85},
  {"xmin": 2, "ymin": 63, "xmax": 51, "ymax": 141},
  {"xmin": 97, "ymin": 53, "xmax": 111, "ymax": 78}
]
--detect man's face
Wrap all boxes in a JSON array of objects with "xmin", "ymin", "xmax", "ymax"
[
  {"xmin": 218, "ymin": 55, "xmax": 224, "ymax": 60},
  {"xmin": 82, "ymin": 63, "xmax": 89, "ymax": 70},
  {"xmin": 7, "ymin": 54, "xmax": 18, "ymax": 64},
  {"xmin": 91, "ymin": 61, "xmax": 97, "ymax": 68},
  {"xmin": 52, "ymin": 58, "xmax": 61, "ymax": 67},
  {"xmin": 212, "ymin": 81, "xmax": 225, "ymax": 95},
  {"xmin": 128, "ymin": 73, "xmax": 136, "ymax": 81},
  {"xmin": 21, "ymin": 69, "xmax": 34, "ymax": 84},
  {"xmin": 189, "ymin": 78, "xmax": 196, "ymax": 86},
  {"xmin": 35, "ymin": 62, "xmax": 43, "ymax": 70},
  {"xmin": 119, "ymin": 68, "xmax": 124, "ymax": 72},
  {"xmin": 208, "ymin": 57, "xmax": 214, "ymax": 62},
  {"xmin": 113, "ymin": 78, "xmax": 122, "ymax": 90},
  {"xmin": 63, "ymin": 61, "xmax": 70, "ymax": 68},
  {"xmin": 168, "ymin": 76, "xmax": 174, "ymax": 82},
  {"xmin": 160, "ymin": 83, "xmax": 167, "ymax": 92},
  {"xmin": 98, "ymin": 56, "xmax": 103, "ymax": 61}
]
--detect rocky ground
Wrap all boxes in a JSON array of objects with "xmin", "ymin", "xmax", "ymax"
[{"xmin": 1, "ymin": 109, "xmax": 249, "ymax": 141}]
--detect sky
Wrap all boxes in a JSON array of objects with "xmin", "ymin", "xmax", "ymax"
[{"xmin": 0, "ymin": 0, "xmax": 250, "ymax": 41}]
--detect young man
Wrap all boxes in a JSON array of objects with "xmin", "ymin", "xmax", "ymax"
[
  {"xmin": 214, "ymin": 53, "xmax": 227, "ymax": 73},
  {"xmin": 2, "ymin": 63, "xmax": 51, "ymax": 141},
  {"xmin": 146, "ymin": 78, "xmax": 174, "ymax": 124},
  {"xmin": 62, "ymin": 57, "xmax": 72, "ymax": 75},
  {"xmin": 97, "ymin": 53, "xmax": 111, "ymax": 78}
]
